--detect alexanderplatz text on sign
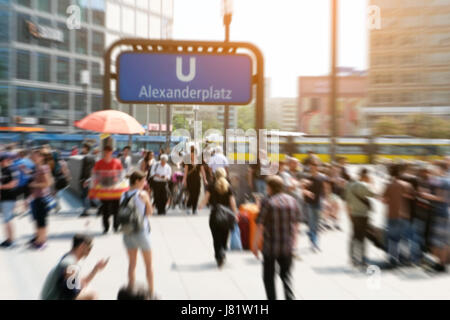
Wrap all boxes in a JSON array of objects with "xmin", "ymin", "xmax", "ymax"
[{"xmin": 103, "ymin": 39, "xmax": 265, "ymax": 130}]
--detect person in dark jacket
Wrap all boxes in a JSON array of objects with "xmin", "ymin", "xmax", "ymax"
[{"xmin": 79, "ymin": 143, "xmax": 96, "ymax": 217}]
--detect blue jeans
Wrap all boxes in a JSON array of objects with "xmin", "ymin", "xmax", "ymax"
[
  {"xmin": 409, "ymin": 218, "xmax": 426, "ymax": 264},
  {"xmin": 81, "ymin": 186, "xmax": 90, "ymax": 212},
  {"xmin": 387, "ymin": 218, "xmax": 410, "ymax": 265},
  {"xmin": 306, "ymin": 204, "xmax": 321, "ymax": 248},
  {"xmin": 254, "ymin": 178, "xmax": 266, "ymax": 196}
]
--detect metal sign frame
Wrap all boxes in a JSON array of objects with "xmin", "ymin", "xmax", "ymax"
[
  {"xmin": 115, "ymin": 51, "xmax": 253, "ymax": 105},
  {"xmin": 103, "ymin": 39, "xmax": 265, "ymax": 131}
]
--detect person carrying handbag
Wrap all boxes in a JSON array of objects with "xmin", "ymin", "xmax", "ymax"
[{"xmin": 199, "ymin": 168, "xmax": 238, "ymax": 268}]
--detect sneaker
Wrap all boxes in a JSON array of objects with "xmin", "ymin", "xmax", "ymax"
[
  {"xmin": 30, "ymin": 242, "xmax": 47, "ymax": 250},
  {"xmin": 79, "ymin": 212, "xmax": 90, "ymax": 218},
  {"xmin": 0, "ymin": 240, "xmax": 13, "ymax": 248},
  {"xmin": 185, "ymin": 209, "xmax": 191, "ymax": 215},
  {"xmin": 28, "ymin": 236, "xmax": 37, "ymax": 244}
]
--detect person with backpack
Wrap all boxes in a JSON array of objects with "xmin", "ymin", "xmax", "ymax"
[{"xmin": 119, "ymin": 171, "xmax": 156, "ymax": 299}]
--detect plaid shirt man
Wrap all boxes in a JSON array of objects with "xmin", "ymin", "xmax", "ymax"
[{"xmin": 256, "ymin": 192, "xmax": 302, "ymax": 257}]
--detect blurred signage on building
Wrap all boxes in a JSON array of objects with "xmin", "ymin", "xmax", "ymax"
[
  {"xmin": 147, "ymin": 123, "xmax": 173, "ymax": 132},
  {"xmin": 26, "ymin": 21, "xmax": 64, "ymax": 43},
  {"xmin": 117, "ymin": 53, "xmax": 252, "ymax": 105},
  {"xmin": 40, "ymin": 119, "xmax": 69, "ymax": 126},
  {"xmin": 298, "ymin": 75, "xmax": 368, "ymax": 135},
  {"xmin": 15, "ymin": 116, "xmax": 38, "ymax": 125}
]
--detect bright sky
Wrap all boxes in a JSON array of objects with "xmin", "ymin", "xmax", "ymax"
[{"xmin": 173, "ymin": 0, "xmax": 369, "ymax": 98}]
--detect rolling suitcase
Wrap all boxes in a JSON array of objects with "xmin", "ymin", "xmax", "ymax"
[{"xmin": 238, "ymin": 213, "xmax": 250, "ymax": 250}]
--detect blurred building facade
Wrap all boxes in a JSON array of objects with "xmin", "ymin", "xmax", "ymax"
[
  {"xmin": 366, "ymin": 0, "xmax": 450, "ymax": 124},
  {"xmin": 298, "ymin": 72, "xmax": 368, "ymax": 135},
  {"xmin": 266, "ymin": 97, "xmax": 297, "ymax": 132},
  {"xmin": 0, "ymin": 0, "xmax": 173, "ymax": 132}
]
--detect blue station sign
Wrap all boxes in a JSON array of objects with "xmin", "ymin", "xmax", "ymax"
[{"xmin": 117, "ymin": 52, "xmax": 253, "ymax": 105}]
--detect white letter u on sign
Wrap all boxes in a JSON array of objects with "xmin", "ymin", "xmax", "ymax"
[{"xmin": 176, "ymin": 57, "xmax": 196, "ymax": 82}]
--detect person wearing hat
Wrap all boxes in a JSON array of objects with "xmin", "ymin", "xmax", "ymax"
[
  {"xmin": 0, "ymin": 152, "xmax": 19, "ymax": 248},
  {"xmin": 92, "ymin": 145, "xmax": 123, "ymax": 234}
]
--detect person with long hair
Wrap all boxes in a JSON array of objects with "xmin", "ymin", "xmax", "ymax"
[
  {"xmin": 182, "ymin": 146, "xmax": 207, "ymax": 215},
  {"xmin": 138, "ymin": 151, "xmax": 155, "ymax": 192},
  {"xmin": 199, "ymin": 168, "xmax": 238, "ymax": 268},
  {"xmin": 120, "ymin": 171, "xmax": 157, "ymax": 298}
]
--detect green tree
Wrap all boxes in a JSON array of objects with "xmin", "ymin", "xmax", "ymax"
[
  {"xmin": 405, "ymin": 114, "xmax": 450, "ymax": 139},
  {"xmin": 172, "ymin": 114, "xmax": 188, "ymax": 131},
  {"xmin": 373, "ymin": 117, "xmax": 404, "ymax": 136},
  {"xmin": 237, "ymin": 105, "xmax": 255, "ymax": 131}
]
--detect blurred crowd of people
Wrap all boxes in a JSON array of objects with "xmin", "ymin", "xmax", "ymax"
[{"xmin": 0, "ymin": 141, "xmax": 449, "ymax": 300}]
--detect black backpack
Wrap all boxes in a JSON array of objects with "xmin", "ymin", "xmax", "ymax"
[{"xmin": 118, "ymin": 191, "xmax": 145, "ymax": 235}]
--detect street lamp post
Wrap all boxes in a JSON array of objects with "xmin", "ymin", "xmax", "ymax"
[
  {"xmin": 329, "ymin": 0, "xmax": 338, "ymax": 163},
  {"xmin": 223, "ymin": 0, "xmax": 233, "ymax": 144}
]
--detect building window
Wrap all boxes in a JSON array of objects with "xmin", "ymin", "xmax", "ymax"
[
  {"xmin": 37, "ymin": 53, "xmax": 51, "ymax": 82},
  {"xmin": 76, "ymin": 28, "xmax": 88, "ymax": 55},
  {"xmin": 75, "ymin": 93, "xmax": 87, "ymax": 120},
  {"xmin": 150, "ymin": 0, "xmax": 161, "ymax": 14},
  {"xmin": 0, "ymin": 49, "xmax": 8, "ymax": 80},
  {"xmin": 106, "ymin": 2, "xmax": 120, "ymax": 31},
  {"xmin": 136, "ymin": 11, "xmax": 148, "ymax": 38},
  {"xmin": 136, "ymin": 0, "xmax": 148, "ymax": 10},
  {"xmin": 75, "ymin": 60, "xmax": 88, "ymax": 86},
  {"xmin": 57, "ymin": 57, "xmax": 70, "ymax": 85},
  {"xmin": 37, "ymin": 17, "xmax": 52, "ymax": 48},
  {"xmin": 0, "ymin": 11, "xmax": 10, "ymax": 42},
  {"xmin": 122, "ymin": 7, "xmax": 135, "ymax": 35},
  {"xmin": 91, "ymin": 62, "xmax": 102, "ymax": 89},
  {"xmin": 16, "ymin": 87, "xmax": 36, "ymax": 117},
  {"xmin": 91, "ymin": 95, "xmax": 103, "ymax": 112},
  {"xmin": 16, "ymin": 50, "xmax": 30, "ymax": 80},
  {"xmin": 57, "ymin": 22, "xmax": 70, "ymax": 52},
  {"xmin": 57, "ymin": 0, "xmax": 71, "ymax": 16},
  {"xmin": 17, "ymin": 13, "xmax": 32, "ymax": 44},
  {"xmin": 0, "ymin": 87, "xmax": 8, "ymax": 117},
  {"xmin": 92, "ymin": 0, "xmax": 106, "ymax": 26},
  {"xmin": 92, "ymin": 31, "xmax": 104, "ymax": 57},
  {"xmin": 149, "ymin": 16, "xmax": 161, "ymax": 38},
  {"xmin": 76, "ymin": 0, "xmax": 89, "ymax": 23},
  {"xmin": 37, "ymin": 0, "xmax": 51, "ymax": 13},
  {"xmin": 16, "ymin": 0, "xmax": 31, "ymax": 8}
]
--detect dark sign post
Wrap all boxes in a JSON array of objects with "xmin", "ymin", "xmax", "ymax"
[{"xmin": 103, "ymin": 39, "xmax": 264, "ymax": 139}]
